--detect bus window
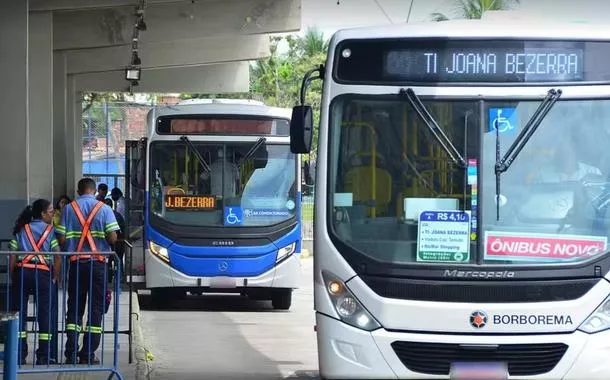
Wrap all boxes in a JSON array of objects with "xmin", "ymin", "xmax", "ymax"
[{"xmin": 149, "ymin": 141, "xmax": 297, "ymax": 227}]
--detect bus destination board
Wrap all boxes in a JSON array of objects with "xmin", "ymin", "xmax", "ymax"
[
  {"xmin": 165, "ymin": 194, "xmax": 216, "ymax": 210},
  {"xmin": 156, "ymin": 116, "xmax": 290, "ymax": 136},
  {"xmin": 385, "ymin": 47, "xmax": 583, "ymax": 82},
  {"xmin": 334, "ymin": 39, "xmax": 610, "ymax": 84},
  {"xmin": 170, "ymin": 119, "xmax": 272, "ymax": 134}
]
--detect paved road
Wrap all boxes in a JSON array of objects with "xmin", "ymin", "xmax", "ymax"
[{"xmin": 138, "ymin": 258, "xmax": 319, "ymax": 380}]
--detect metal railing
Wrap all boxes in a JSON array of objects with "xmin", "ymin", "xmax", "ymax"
[
  {"xmin": 1, "ymin": 312, "xmax": 19, "ymax": 380},
  {"xmin": 0, "ymin": 251, "xmax": 127, "ymax": 379}
]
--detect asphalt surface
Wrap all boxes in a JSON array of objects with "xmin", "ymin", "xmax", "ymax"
[{"xmin": 138, "ymin": 257, "xmax": 319, "ymax": 380}]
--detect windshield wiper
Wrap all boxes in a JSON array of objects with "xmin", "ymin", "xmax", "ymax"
[
  {"xmin": 238, "ymin": 137, "xmax": 266, "ymax": 166},
  {"xmin": 399, "ymin": 88, "xmax": 467, "ymax": 168},
  {"xmin": 493, "ymin": 88, "xmax": 563, "ymax": 220},
  {"xmin": 179, "ymin": 136, "xmax": 212, "ymax": 173}
]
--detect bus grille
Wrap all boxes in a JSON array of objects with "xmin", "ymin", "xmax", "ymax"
[
  {"xmin": 391, "ymin": 341, "xmax": 568, "ymax": 376},
  {"xmin": 361, "ymin": 276, "xmax": 597, "ymax": 303}
]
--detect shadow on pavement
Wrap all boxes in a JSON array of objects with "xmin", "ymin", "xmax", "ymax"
[
  {"xmin": 152, "ymin": 371, "xmax": 320, "ymax": 380},
  {"xmin": 138, "ymin": 293, "xmax": 288, "ymax": 313}
]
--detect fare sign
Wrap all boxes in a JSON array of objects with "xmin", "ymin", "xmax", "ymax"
[
  {"xmin": 165, "ymin": 195, "xmax": 216, "ymax": 210},
  {"xmin": 417, "ymin": 210, "xmax": 471, "ymax": 263}
]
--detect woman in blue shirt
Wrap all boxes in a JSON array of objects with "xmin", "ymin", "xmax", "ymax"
[{"xmin": 9, "ymin": 199, "xmax": 62, "ymax": 365}]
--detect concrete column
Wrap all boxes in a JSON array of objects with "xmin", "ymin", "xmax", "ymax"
[
  {"xmin": 53, "ymin": 52, "xmax": 68, "ymax": 198},
  {"xmin": 29, "ymin": 12, "xmax": 53, "ymax": 202},
  {"xmin": 64, "ymin": 75, "xmax": 81, "ymax": 198},
  {"xmin": 0, "ymin": 1, "xmax": 28, "ymax": 240},
  {"xmin": 72, "ymin": 86, "xmax": 84, "ymax": 196}
]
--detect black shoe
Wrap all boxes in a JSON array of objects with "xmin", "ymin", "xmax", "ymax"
[
  {"xmin": 64, "ymin": 356, "xmax": 77, "ymax": 365},
  {"xmin": 36, "ymin": 356, "xmax": 56, "ymax": 365},
  {"xmin": 78, "ymin": 356, "xmax": 100, "ymax": 365}
]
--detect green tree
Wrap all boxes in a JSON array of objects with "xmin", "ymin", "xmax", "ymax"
[
  {"xmin": 296, "ymin": 27, "xmax": 329, "ymax": 58},
  {"xmin": 250, "ymin": 28, "xmax": 328, "ymax": 158},
  {"xmin": 431, "ymin": 0, "xmax": 520, "ymax": 21},
  {"xmin": 82, "ymin": 94, "xmax": 124, "ymax": 137}
]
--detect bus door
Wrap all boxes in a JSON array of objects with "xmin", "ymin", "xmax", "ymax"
[{"xmin": 125, "ymin": 138, "xmax": 147, "ymax": 288}]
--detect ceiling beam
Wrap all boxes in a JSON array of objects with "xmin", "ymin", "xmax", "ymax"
[
  {"xmin": 30, "ymin": 0, "xmax": 186, "ymax": 12},
  {"xmin": 73, "ymin": 61, "xmax": 250, "ymax": 93},
  {"xmin": 66, "ymin": 35, "xmax": 269, "ymax": 74},
  {"xmin": 53, "ymin": 0, "xmax": 301, "ymax": 50}
]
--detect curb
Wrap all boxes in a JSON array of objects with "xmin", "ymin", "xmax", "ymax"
[
  {"xmin": 301, "ymin": 248, "xmax": 311, "ymax": 259},
  {"xmin": 132, "ymin": 292, "xmax": 154, "ymax": 380}
]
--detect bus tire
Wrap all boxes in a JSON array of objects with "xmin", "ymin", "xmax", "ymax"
[{"xmin": 272, "ymin": 289, "xmax": 292, "ymax": 310}]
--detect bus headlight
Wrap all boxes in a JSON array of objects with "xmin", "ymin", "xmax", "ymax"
[
  {"xmin": 149, "ymin": 241, "xmax": 169, "ymax": 263},
  {"xmin": 276, "ymin": 242, "xmax": 296, "ymax": 263},
  {"xmin": 579, "ymin": 296, "xmax": 610, "ymax": 333},
  {"xmin": 322, "ymin": 271, "xmax": 381, "ymax": 331}
]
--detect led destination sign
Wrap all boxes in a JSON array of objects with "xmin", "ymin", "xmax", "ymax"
[
  {"xmin": 385, "ymin": 48, "xmax": 583, "ymax": 82},
  {"xmin": 156, "ymin": 116, "xmax": 290, "ymax": 136},
  {"xmin": 335, "ymin": 39, "xmax": 610, "ymax": 84},
  {"xmin": 165, "ymin": 195, "xmax": 216, "ymax": 210}
]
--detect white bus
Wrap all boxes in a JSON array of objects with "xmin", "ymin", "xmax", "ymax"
[
  {"xmin": 290, "ymin": 18, "xmax": 610, "ymax": 379},
  {"xmin": 126, "ymin": 99, "xmax": 303, "ymax": 309}
]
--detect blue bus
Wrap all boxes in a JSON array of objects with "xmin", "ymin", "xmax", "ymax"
[{"xmin": 125, "ymin": 99, "xmax": 302, "ymax": 309}]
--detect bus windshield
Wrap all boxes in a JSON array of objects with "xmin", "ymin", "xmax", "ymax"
[
  {"xmin": 149, "ymin": 141, "xmax": 297, "ymax": 227},
  {"xmin": 328, "ymin": 95, "xmax": 610, "ymax": 266}
]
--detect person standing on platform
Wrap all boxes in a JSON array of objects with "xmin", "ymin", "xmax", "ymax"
[
  {"xmin": 9, "ymin": 199, "xmax": 61, "ymax": 365},
  {"xmin": 96, "ymin": 183, "xmax": 108, "ymax": 201},
  {"xmin": 56, "ymin": 178, "xmax": 120, "ymax": 365}
]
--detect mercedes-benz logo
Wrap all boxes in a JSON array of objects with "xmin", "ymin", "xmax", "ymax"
[
  {"xmin": 470, "ymin": 310, "xmax": 488, "ymax": 329},
  {"xmin": 218, "ymin": 261, "xmax": 229, "ymax": 272}
]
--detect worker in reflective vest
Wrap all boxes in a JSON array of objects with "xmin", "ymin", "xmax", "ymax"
[
  {"xmin": 9, "ymin": 199, "xmax": 61, "ymax": 365},
  {"xmin": 56, "ymin": 178, "xmax": 119, "ymax": 365}
]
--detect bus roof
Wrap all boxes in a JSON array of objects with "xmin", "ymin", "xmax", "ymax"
[
  {"xmin": 331, "ymin": 17, "xmax": 610, "ymax": 42},
  {"xmin": 150, "ymin": 100, "xmax": 292, "ymax": 120},
  {"xmin": 177, "ymin": 98, "xmax": 266, "ymax": 106}
]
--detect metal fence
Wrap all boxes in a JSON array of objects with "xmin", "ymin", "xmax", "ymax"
[
  {"xmin": 82, "ymin": 102, "xmax": 151, "ymax": 163},
  {"xmin": 82, "ymin": 101, "xmax": 151, "ymax": 199},
  {"xmin": 302, "ymin": 188, "xmax": 314, "ymax": 241},
  {"xmin": 0, "ymin": 250, "xmax": 126, "ymax": 379}
]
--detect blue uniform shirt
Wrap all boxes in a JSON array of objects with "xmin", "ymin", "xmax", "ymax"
[
  {"xmin": 9, "ymin": 219, "xmax": 59, "ymax": 262},
  {"xmin": 56, "ymin": 194, "xmax": 120, "ymax": 253}
]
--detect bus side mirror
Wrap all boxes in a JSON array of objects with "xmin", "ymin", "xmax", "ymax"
[{"xmin": 290, "ymin": 105, "xmax": 313, "ymax": 154}]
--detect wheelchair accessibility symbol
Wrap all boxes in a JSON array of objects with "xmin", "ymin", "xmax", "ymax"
[
  {"xmin": 489, "ymin": 107, "xmax": 517, "ymax": 136},
  {"xmin": 224, "ymin": 207, "xmax": 243, "ymax": 226}
]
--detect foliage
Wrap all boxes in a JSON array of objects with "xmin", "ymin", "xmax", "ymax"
[
  {"xmin": 431, "ymin": 0, "xmax": 520, "ymax": 21},
  {"xmin": 82, "ymin": 94, "xmax": 125, "ymax": 135},
  {"xmin": 81, "ymin": 93, "xmax": 157, "ymax": 135}
]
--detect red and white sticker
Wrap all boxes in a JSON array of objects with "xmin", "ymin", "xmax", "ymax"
[{"xmin": 485, "ymin": 232, "xmax": 607, "ymax": 260}]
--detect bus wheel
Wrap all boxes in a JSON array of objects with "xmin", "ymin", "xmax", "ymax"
[{"xmin": 271, "ymin": 289, "xmax": 292, "ymax": 310}]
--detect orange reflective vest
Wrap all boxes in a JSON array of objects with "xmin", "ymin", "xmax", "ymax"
[
  {"xmin": 17, "ymin": 224, "xmax": 53, "ymax": 271},
  {"xmin": 69, "ymin": 201, "xmax": 106, "ymax": 262}
]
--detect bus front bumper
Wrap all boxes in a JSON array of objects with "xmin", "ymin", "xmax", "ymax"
[
  {"xmin": 316, "ymin": 312, "xmax": 610, "ymax": 379},
  {"xmin": 145, "ymin": 249, "xmax": 301, "ymax": 290}
]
